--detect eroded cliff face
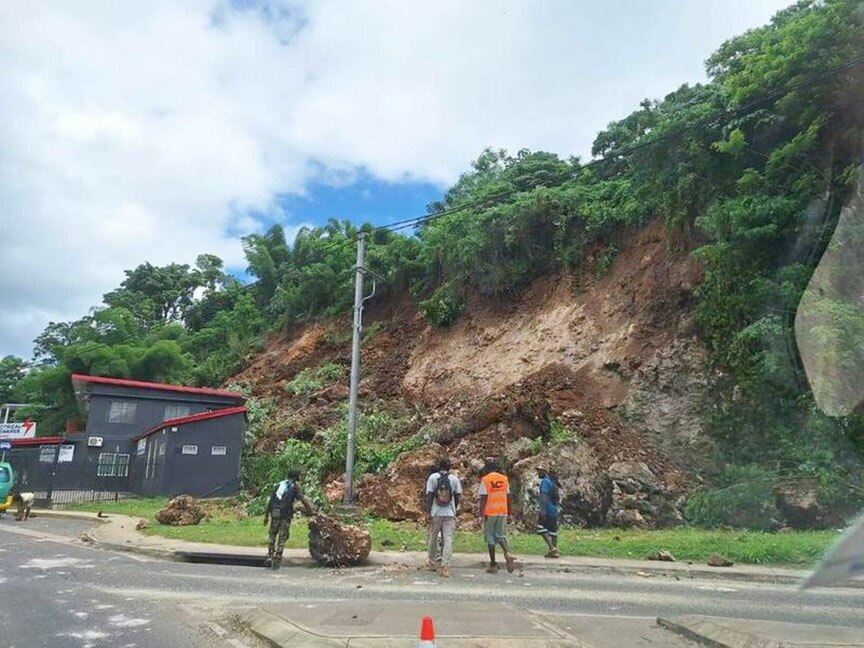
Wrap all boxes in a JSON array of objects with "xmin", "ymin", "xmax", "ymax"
[{"xmin": 234, "ymin": 220, "xmax": 716, "ymax": 527}]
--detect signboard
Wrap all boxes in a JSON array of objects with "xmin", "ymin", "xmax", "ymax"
[
  {"xmin": 0, "ymin": 419, "xmax": 36, "ymax": 440},
  {"xmin": 0, "ymin": 441, "xmax": 11, "ymax": 450},
  {"xmin": 38, "ymin": 445, "xmax": 56, "ymax": 463},
  {"xmin": 802, "ymin": 512, "xmax": 864, "ymax": 589},
  {"xmin": 58, "ymin": 444, "xmax": 75, "ymax": 463}
]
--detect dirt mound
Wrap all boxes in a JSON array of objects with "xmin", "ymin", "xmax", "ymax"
[
  {"xmin": 358, "ymin": 444, "xmax": 444, "ymax": 521},
  {"xmin": 308, "ymin": 513, "xmax": 371, "ymax": 567},
  {"xmin": 155, "ymin": 495, "xmax": 205, "ymax": 526}
]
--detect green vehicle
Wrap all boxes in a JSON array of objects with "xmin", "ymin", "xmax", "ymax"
[{"xmin": 0, "ymin": 461, "xmax": 14, "ymax": 512}]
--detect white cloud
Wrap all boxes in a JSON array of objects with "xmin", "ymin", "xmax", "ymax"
[{"xmin": 0, "ymin": 0, "xmax": 792, "ymax": 356}]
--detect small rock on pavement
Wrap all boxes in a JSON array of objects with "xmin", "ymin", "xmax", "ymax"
[
  {"xmin": 707, "ymin": 553, "xmax": 734, "ymax": 567},
  {"xmin": 647, "ymin": 550, "xmax": 676, "ymax": 562}
]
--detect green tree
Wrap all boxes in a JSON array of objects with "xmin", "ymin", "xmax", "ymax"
[{"xmin": 0, "ymin": 356, "xmax": 28, "ymax": 403}]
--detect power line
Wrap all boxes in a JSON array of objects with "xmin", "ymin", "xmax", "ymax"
[
  {"xmin": 367, "ymin": 53, "xmax": 864, "ymax": 237},
  {"xmin": 238, "ymin": 53, "xmax": 864, "ymax": 289}
]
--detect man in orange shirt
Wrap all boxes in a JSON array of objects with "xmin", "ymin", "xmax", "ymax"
[{"xmin": 477, "ymin": 457, "xmax": 516, "ymax": 573}]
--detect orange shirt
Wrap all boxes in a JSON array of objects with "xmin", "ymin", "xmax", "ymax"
[{"xmin": 480, "ymin": 471, "xmax": 509, "ymax": 516}]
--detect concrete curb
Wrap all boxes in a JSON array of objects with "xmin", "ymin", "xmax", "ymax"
[
  {"xmin": 31, "ymin": 510, "xmax": 112, "ymax": 526},
  {"xmin": 657, "ymin": 617, "xmax": 740, "ymax": 648},
  {"xmin": 244, "ymin": 608, "xmax": 344, "ymax": 647},
  {"xmin": 242, "ymin": 603, "xmax": 581, "ymax": 647},
  {"xmin": 28, "ymin": 509, "xmax": 848, "ymax": 589},
  {"xmin": 656, "ymin": 616, "xmax": 864, "ymax": 648}
]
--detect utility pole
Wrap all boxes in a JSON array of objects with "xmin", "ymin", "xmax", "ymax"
[{"xmin": 343, "ymin": 233, "xmax": 366, "ymax": 506}]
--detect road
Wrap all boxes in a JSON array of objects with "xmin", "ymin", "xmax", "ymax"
[{"xmin": 1, "ymin": 515, "xmax": 863, "ymax": 647}]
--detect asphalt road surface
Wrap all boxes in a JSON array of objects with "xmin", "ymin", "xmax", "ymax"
[{"xmin": 1, "ymin": 516, "xmax": 863, "ymax": 647}]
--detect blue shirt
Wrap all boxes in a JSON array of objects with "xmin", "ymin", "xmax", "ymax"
[{"xmin": 539, "ymin": 476, "xmax": 559, "ymax": 517}]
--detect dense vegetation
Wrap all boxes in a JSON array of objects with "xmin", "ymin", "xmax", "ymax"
[{"xmin": 5, "ymin": 1, "xmax": 864, "ymax": 523}]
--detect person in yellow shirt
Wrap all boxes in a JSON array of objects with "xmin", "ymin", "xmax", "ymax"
[{"xmin": 477, "ymin": 457, "xmax": 516, "ymax": 573}]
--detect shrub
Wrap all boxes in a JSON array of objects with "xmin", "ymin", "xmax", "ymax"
[
  {"xmin": 245, "ymin": 439, "xmax": 328, "ymax": 513},
  {"xmin": 685, "ymin": 465, "xmax": 780, "ymax": 530},
  {"xmin": 596, "ymin": 245, "xmax": 618, "ymax": 278},
  {"xmin": 419, "ymin": 283, "xmax": 464, "ymax": 327},
  {"xmin": 549, "ymin": 418, "xmax": 573, "ymax": 443},
  {"xmin": 285, "ymin": 362, "xmax": 346, "ymax": 396},
  {"xmin": 285, "ymin": 368, "xmax": 323, "ymax": 395}
]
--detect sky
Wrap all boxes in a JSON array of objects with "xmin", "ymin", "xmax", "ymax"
[{"xmin": 0, "ymin": 0, "xmax": 793, "ymax": 358}]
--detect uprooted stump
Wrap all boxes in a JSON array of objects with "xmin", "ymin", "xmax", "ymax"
[
  {"xmin": 308, "ymin": 513, "xmax": 371, "ymax": 567},
  {"xmin": 155, "ymin": 495, "xmax": 205, "ymax": 526}
]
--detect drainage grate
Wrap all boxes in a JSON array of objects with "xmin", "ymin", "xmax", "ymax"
[{"xmin": 174, "ymin": 551, "xmax": 267, "ymax": 567}]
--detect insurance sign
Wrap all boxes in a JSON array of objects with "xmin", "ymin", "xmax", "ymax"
[{"xmin": 0, "ymin": 419, "xmax": 36, "ymax": 440}]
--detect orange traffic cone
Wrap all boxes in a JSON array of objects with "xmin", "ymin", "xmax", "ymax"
[{"xmin": 419, "ymin": 616, "xmax": 436, "ymax": 647}]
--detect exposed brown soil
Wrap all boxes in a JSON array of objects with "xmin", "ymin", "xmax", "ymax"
[{"xmin": 230, "ymin": 219, "xmax": 706, "ymax": 525}]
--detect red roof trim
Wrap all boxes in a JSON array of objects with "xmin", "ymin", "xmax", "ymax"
[
  {"xmin": 131, "ymin": 406, "xmax": 247, "ymax": 442},
  {"xmin": 10, "ymin": 436, "xmax": 64, "ymax": 446},
  {"xmin": 71, "ymin": 374, "xmax": 244, "ymax": 400}
]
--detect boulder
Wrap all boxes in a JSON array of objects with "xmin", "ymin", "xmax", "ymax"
[
  {"xmin": 513, "ymin": 440, "xmax": 611, "ymax": 527},
  {"xmin": 608, "ymin": 461, "xmax": 664, "ymax": 495},
  {"xmin": 608, "ymin": 508, "xmax": 646, "ymax": 528},
  {"xmin": 776, "ymin": 482, "xmax": 830, "ymax": 529},
  {"xmin": 647, "ymin": 495, "xmax": 685, "ymax": 528},
  {"xmin": 155, "ymin": 495, "xmax": 205, "ymax": 526},
  {"xmin": 503, "ymin": 436, "xmax": 535, "ymax": 465},
  {"xmin": 358, "ymin": 444, "xmax": 444, "ymax": 521},
  {"xmin": 308, "ymin": 513, "xmax": 371, "ymax": 567}
]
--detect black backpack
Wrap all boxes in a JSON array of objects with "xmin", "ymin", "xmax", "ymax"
[
  {"xmin": 434, "ymin": 471, "xmax": 453, "ymax": 506},
  {"xmin": 270, "ymin": 480, "xmax": 296, "ymax": 518}
]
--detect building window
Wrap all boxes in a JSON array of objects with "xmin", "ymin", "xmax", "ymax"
[
  {"xmin": 136, "ymin": 439, "xmax": 146, "ymax": 455},
  {"xmin": 181, "ymin": 444, "xmax": 198, "ymax": 455},
  {"xmin": 97, "ymin": 452, "xmax": 130, "ymax": 477},
  {"xmin": 164, "ymin": 404, "xmax": 191, "ymax": 420},
  {"xmin": 158, "ymin": 441, "xmax": 166, "ymax": 456},
  {"xmin": 211, "ymin": 445, "xmax": 227, "ymax": 456},
  {"xmin": 107, "ymin": 400, "xmax": 138, "ymax": 424}
]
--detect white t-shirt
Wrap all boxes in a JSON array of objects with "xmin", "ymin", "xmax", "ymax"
[{"xmin": 425, "ymin": 471, "xmax": 463, "ymax": 517}]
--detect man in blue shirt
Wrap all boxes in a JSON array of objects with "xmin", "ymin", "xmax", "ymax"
[{"xmin": 536, "ymin": 464, "xmax": 560, "ymax": 558}]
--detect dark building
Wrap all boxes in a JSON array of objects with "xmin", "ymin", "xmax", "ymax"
[
  {"xmin": 129, "ymin": 406, "xmax": 246, "ymax": 497},
  {"xmin": 6, "ymin": 375, "xmax": 247, "ymax": 500}
]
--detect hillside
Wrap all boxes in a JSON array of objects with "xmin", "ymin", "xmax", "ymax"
[{"xmin": 233, "ymin": 219, "xmax": 710, "ymax": 528}]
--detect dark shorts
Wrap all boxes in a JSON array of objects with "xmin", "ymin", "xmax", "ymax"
[{"xmin": 537, "ymin": 514, "xmax": 558, "ymax": 537}]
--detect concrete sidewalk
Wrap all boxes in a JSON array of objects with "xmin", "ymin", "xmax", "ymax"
[
  {"xmin": 34, "ymin": 509, "xmax": 822, "ymax": 586},
  {"xmin": 244, "ymin": 601, "xmax": 582, "ymax": 647},
  {"xmin": 658, "ymin": 615, "xmax": 864, "ymax": 648}
]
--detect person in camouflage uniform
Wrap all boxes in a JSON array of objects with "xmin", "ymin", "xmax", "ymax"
[{"xmin": 264, "ymin": 469, "xmax": 315, "ymax": 570}]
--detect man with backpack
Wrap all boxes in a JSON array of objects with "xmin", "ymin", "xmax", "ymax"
[
  {"xmin": 425, "ymin": 456, "xmax": 462, "ymax": 577},
  {"xmin": 264, "ymin": 469, "xmax": 316, "ymax": 570},
  {"xmin": 536, "ymin": 464, "xmax": 560, "ymax": 558},
  {"xmin": 478, "ymin": 458, "xmax": 517, "ymax": 573}
]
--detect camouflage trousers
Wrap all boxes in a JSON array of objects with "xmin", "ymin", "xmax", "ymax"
[{"xmin": 268, "ymin": 517, "xmax": 291, "ymax": 560}]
